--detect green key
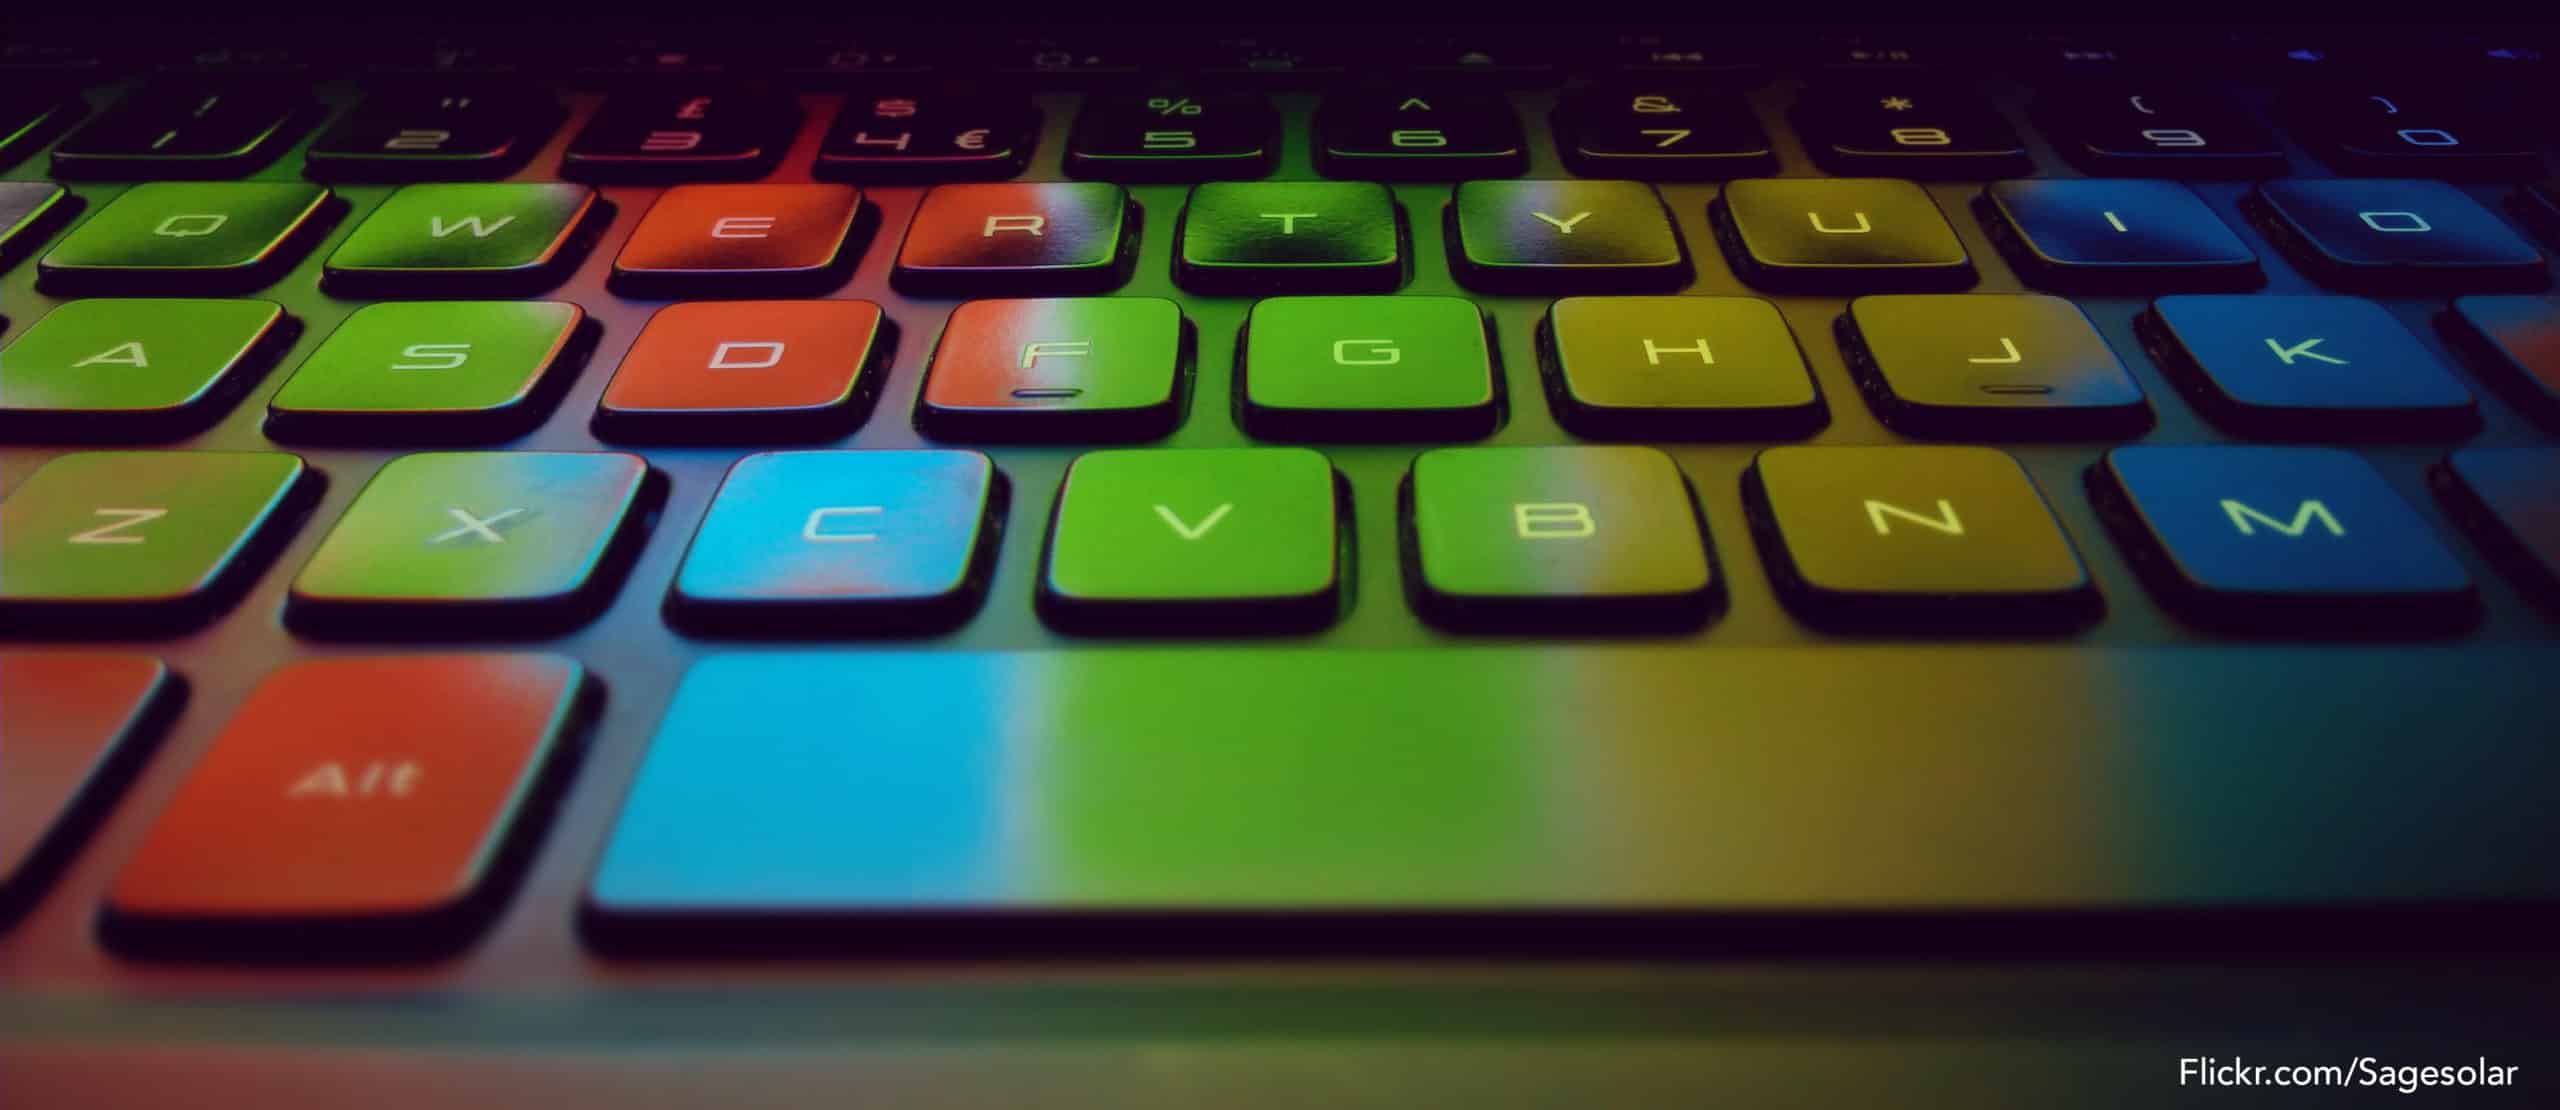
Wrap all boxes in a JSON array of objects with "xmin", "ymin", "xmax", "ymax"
[
  {"xmin": 0, "ymin": 450, "xmax": 315, "ymax": 633},
  {"xmin": 0, "ymin": 182, "xmax": 73, "ymax": 270},
  {"xmin": 38, "ymin": 182, "xmax": 334, "ymax": 295},
  {"xmin": 1039, "ymin": 447, "xmax": 1342, "ymax": 633},
  {"xmin": 1240, "ymin": 295, "xmax": 1498, "ymax": 441},
  {"xmin": 1406, "ymin": 445, "xmax": 1716, "ymax": 631},
  {"xmin": 323, "ymin": 183, "xmax": 602, "ymax": 297},
  {"xmin": 1174, "ymin": 182, "xmax": 1402, "ymax": 295},
  {"xmin": 0, "ymin": 299, "xmax": 289, "ymax": 440},
  {"xmin": 287, "ymin": 451, "xmax": 657, "ymax": 638},
  {"xmin": 265, "ymin": 300, "xmax": 587, "ymax": 444}
]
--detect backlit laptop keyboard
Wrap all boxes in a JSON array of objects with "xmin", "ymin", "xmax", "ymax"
[{"xmin": 3, "ymin": 26, "xmax": 2559, "ymax": 969}]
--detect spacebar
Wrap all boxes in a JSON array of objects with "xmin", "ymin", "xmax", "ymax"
[{"xmin": 580, "ymin": 646, "xmax": 2560, "ymax": 954}]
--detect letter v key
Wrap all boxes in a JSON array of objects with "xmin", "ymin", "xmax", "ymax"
[{"xmin": 1154, "ymin": 503, "xmax": 1233, "ymax": 540}]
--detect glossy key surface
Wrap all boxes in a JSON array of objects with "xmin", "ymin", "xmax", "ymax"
[
  {"xmin": 2282, "ymin": 89, "xmax": 2544, "ymax": 180},
  {"xmin": 0, "ymin": 182, "xmax": 73, "ymax": 269},
  {"xmin": 2035, "ymin": 87, "xmax": 2285, "ymax": 179},
  {"xmin": 891, "ymin": 183, "xmax": 1133, "ymax": 297},
  {"xmin": 1713, "ymin": 178, "xmax": 1973, "ymax": 292},
  {"xmin": 0, "ymin": 298, "xmax": 290, "ymax": 441},
  {"xmin": 303, "ymin": 85, "xmax": 562, "ymax": 182},
  {"xmin": 916, "ymin": 297, "xmax": 1184, "ymax": 442},
  {"xmin": 1067, "ymin": 93, "xmax": 1275, "ymax": 182},
  {"xmin": 0, "ymin": 652, "xmax": 176, "ymax": 921},
  {"xmin": 815, "ymin": 94, "xmax": 1037, "ymax": 183},
  {"xmin": 2441, "ymin": 293, "xmax": 2560, "ymax": 430},
  {"xmin": 594, "ymin": 300, "xmax": 886, "ymax": 443},
  {"xmin": 1315, "ymin": 92, "xmax": 1524, "ymax": 180},
  {"xmin": 2249, "ymin": 178, "xmax": 2548, "ymax": 293},
  {"xmin": 1239, "ymin": 295, "xmax": 1497, "ymax": 441},
  {"xmin": 1745, "ymin": 445, "xmax": 2096, "ymax": 628},
  {"xmin": 38, "ymin": 182, "xmax": 333, "ymax": 294},
  {"xmin": 0, "ymin": 451, "xmax": 314, "ymax": 633},
  {"xmin": 2092, "ymin": 445, "xmax": 2477, "ymax": 633},
  {"xmin": 1839, "ymin": 293, "xmax": 2150, "ymax": 439},
  {"xmin": 1446, "ymin": 179, "xmax": 1688, "ymax": 293},
  {"xmin": 1174, "ymin": 181, "xmax": 1402, "ymax": 294},
  {"xmin": 285, "ymin": 452, "xmax": 655, "ymax": 637},
  {"xmin": 561, "ymin": 88, "xmax": 796, "ymax": 182},
  {"xmin": 1552, "ymin": 86, "xmax": 1773, "ymax": 179},
  {"xmin": 1792, "ymin": 84, "xmax": 2028, "ymax": 178},
  {"xmin": 2432, "ymin": 447, "xmax": 2560, "ymax": 609},
  {"xmin": 1540, "ymin": 295, "xmax": 1822, "ymax": 439},
  {"xmin": 1978, "ymin": 179, "xmax": 2262, "ymax": 292},
  {"xmin": 49, "ymin": 82, "xmax": 310, "ymax": 179},
  {"xmin": 266, "ymin": 301, "xmax": 587, "ymax": 444},
  {"xmin": 610, "ymin": 184, "xmax": 864, "ymax": 298},
  {"xmin": 1405, "ymin": 445, "xmax": 1715, "ymax": 631},
  {"xmin": 1039, "ymin": 447, "xmax": 1340, "ymax": 633},
  {"xmin": 2143, "ymin": 294, "xmax": 2477, "ymax": 438},
  {"xmin": 102, "ymin": 654, "xmax": 590, "ymax": 956},
  {"xmin": 322, "ymin": 183, "xmax": 600, "ymax": 297},
  {"xmin": 667, "ymin": 450, "xmax": 1002, "ymax": 636}
]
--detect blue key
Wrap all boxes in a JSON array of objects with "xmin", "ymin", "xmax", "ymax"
[
  {"xmin": 2249, "ymin": 179, "xmax": 2547, "ymax": 293},
  {"xmin": 666, "ymin": 450, "xmax": 1002, "ymax": 636},
  {"xmin": 2091, "ymin": 445, "xmax": 2476, "ymax": 632},
  {"xmin": 2142, "ymin": 295, "xmax": 2476, "ymax": 438},
  {"xmin": 1978, "ymin": 180, "xmax": 2261, "ymax": 292}
]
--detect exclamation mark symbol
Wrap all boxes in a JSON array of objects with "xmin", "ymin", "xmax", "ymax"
[{"xmin": 2103, "ymin": 210, "xmax": 2129, "ymax": 232}]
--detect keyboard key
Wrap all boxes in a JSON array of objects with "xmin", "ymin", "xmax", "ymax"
[
  {"xmin": 1541, "ymin": 295, "xmax": 1823, "ymax": 439},
  {"xmin": 1174, "ymin": 181, "xmax": 1402, "ymax": 295},
  {"xmin": 0, "ymin": 299, "xmax": 291, "ymax": 442},
  {"xmin": 891, "ymin": 183, "xmax": 1133, "ymax": 297},
  {"xmin": 303, "ymin": 85, "xmax": 563, "ymax": 181},
  {"xmin": 667, "ymin": 450, "xmax": 1002, "ymax": 635},
  {"xmin": 2249, "ymin": 178, "xmax": 2548, "ymax": 293},
  {"xmin": 0, "ymin": 182, "xmax": 74, "ymax": 270},
  {"xmin": 0, "ymin": 451, "xmax": 315, "ymax": 634},
  {"xmin": 1240, "ymin": 295, "xmax": 1497, "ymax": 441},
  {"xmin": 814, "ymin": 93, "xmax": 1037, "ymax": 184},
  {"xmin": 1840, "ymin": 293, "xmax": 2151, "ymax": 438},
  {"xmin": 562, "ymin": 88, "xmax": 797, "ymax": 183},
  {"xmin": 0, "ymin": 88, "xmax": 82, "ymax": 171},
  {"xmin": 1039, "ymin": 447, "xmax": 1341, "ymax": 633},
  {"xmin": 1977, "ymin": 179, "xmax": 2263, "ymax": 292},
  {"xmin": 2091, "ymin": 446, "xmax": 2476, "ymax": 632},
  {"xmin": 2141, "ymin": 295, "xmax": 2477, "ymax": 438},
  {"xmin": 2432, "ymin": 447, "xmax": 2560, "ymax": 608},
  {"xmin": 1315, "ymin": 91, "xmax": 1524, "ymax": 180},
  {"xmin": 50, "ymin": 82, "xmax": 312, "ymax": 180},
  {"xmin": 2517, "ymin": 178, "xmax": 2560, "ymax": 246},
  {"xmin": 1792, "ymin": 84, "xmax": 2028, "ymax": 178},
  {"xmin": 267, "ymin": 301, "xmax": 589, "ymax": 445},
  {"xmin": 1068, "ymin": 93, "xmax": 1276, "ymax": 182},
  {"xmin": 1745, "ymin": 446, "xmax": 2096, "ymax": 628},
  {"xmin": 917, "ymin": 297, "xmax": 1184, "ymax": 442},
  {"xmin": 0, "ymin": 652, "xmax": 176, "ymax": 921},
  {"xmin": 101, "ymin": 654, "xmax": 592, "ymax": 955},
  {"xmin": 594, "ymin": 300, "xmax": 886, "ymax": 443},
  {"xmin": 1552, "ymin": 86, "xmax": 1774, "ymax": 179},
  {"xmin": 322, "ymin": 183, "xmax": 601, "ymax": 298},
  {"xmin": 1447, "ymin": 179, "xmax": 1689, "ymax": 293},
  {"xmin": 38, "ymin": 182, "xmax": 335, "ymax": 295},
  {"xmin": 2282, "ymin": 89, "xmax": 2544, "ymax": 180},
  {"xmin": 2441, "ymin": 294, "xmax": 2560, "ymax": 430},
  {"xmin": 1712, "ymin": 178, "xmax": 1973, "ymax": 293},
  {"xmin": 2034, "ymin": 87, "xmax": 2285, "ymax": 178},
  {"xmin": 1406, "ymin": 445, "xmax": 1716, "ymax": 631},
  {"xmin": 609, "ymin": 184, "xmax": 863, "ymax": 298},
  {"xmin": 286, "ymin": 452, "xmax": 657, "ymax": 638}
]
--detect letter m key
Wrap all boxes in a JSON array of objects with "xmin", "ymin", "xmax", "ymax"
[{"xmin": 2220, "ymin": 498, "xmax": 2345, "ymax": 537}]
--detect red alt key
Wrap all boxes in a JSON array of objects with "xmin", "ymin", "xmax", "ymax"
[{"xmin": 103, "ymin": 654, "xmax": 592, "ymax": 956}]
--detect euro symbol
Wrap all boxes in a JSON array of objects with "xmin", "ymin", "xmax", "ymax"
[{"xmin": 955, "ymin": 129, "xmax": 990, "ymax": 150}]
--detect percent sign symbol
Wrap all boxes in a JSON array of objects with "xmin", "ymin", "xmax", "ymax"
[{"xmin": 1147, "ymin": 96, "xmax": 1204, "ymax": 116}]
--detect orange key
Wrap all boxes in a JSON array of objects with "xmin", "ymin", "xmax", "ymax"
[
  {"xmin": 610, "ymin": 183, "xmax": 863, "ymax": 297},
  {"xmin": 103, "ymin": 654, "xmax": 591, "ymax": 956},
  {"xmin": 593, "ymin": 300, "xmax": 888, "ymax": 443}
]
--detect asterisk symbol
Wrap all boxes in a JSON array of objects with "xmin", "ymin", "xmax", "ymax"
[{"xmin": 1880, "ymin": 96, "xmax": 1916, "ymax": 111}]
